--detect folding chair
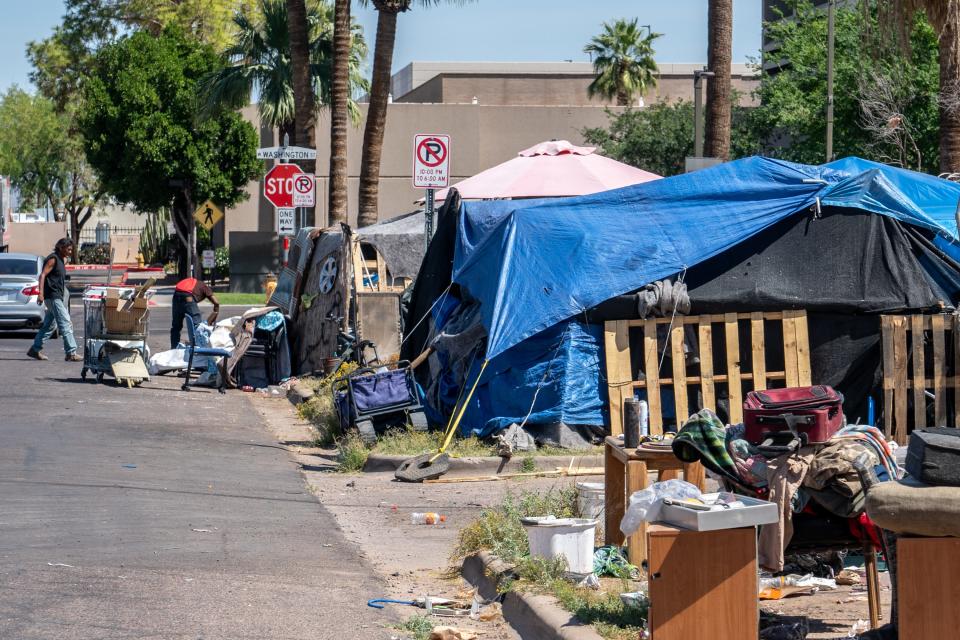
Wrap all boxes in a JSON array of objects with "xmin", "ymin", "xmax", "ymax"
[{"xmin": 182, "ymin": 314, "xmax": 230, "ymax": 394}]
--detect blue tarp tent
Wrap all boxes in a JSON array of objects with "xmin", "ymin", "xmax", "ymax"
[
  {"xmin": 452, "ymin": 156, "xmax": 960, "ymax": 360},
  {"xmin": 417, "ymin": 156, "xmax": 960, "ymax": 437}
]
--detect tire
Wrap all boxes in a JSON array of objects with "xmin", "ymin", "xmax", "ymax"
[
  {"xmin": 409, "ymin": 410, "xmax": 429, "ymax": 432},
  {"xmin": 80, "ymin": 368, "xmax": 87, "ymax": 380},
  {"xmin": 356, "ymin": 420, "xmax": 377, "ymax": 445},
  {"xmin": 395, "ymin": 452, "xmax": 451, "ymax": 483},
  {"xmin": 96, "ymin": 372, "xmax": 104, "ymax": 384}
]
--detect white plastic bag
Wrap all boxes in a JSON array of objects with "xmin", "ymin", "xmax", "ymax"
[{"xmin": 620, "ymin": 479, "xmax": 702, "ymax": 536}]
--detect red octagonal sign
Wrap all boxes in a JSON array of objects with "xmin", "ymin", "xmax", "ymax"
[{"xmin": 263, "ymin": 163, "xmax": 305, "ymax": 208}]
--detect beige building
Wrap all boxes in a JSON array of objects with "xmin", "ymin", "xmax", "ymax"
[{"xmin": 227, "ymin": 61, "xmax": 759, "ymax": 234}]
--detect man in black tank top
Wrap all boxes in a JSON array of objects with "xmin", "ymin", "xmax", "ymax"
[{"xmin": 27, "ymin": 238, "xmax": 79, "ymax": 361}]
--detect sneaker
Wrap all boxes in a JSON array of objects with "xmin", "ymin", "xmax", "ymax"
[
  {"xmin": 65, "ymin": 353, "xmax": 82, "ymax": 362},
  {"xmin": 27, "ymin": 348, "xmax": 48, "ymax": 361}
]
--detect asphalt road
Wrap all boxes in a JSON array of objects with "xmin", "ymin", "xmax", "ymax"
[{"xmin": 0, "ymin": 305, "xmax": 393, "ymax": 639}]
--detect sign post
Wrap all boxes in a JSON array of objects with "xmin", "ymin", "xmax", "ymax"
[
  {"xmin": 259, "ymin": 137, "xmax": 318, "ymax": 266},
  {"xmin": 413, "ymin": 134, "xmax": 450, "ymax": 252}
]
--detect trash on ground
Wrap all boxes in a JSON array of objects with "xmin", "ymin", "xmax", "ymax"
[
  {"xmin": 411, "ymin": 512, "xmax": 447, "ymax": 525},
  {"xmin": 429, "ymin": 626, "xmax": 480, "ymax": 640},
  {"xmin": 620, "ymin": 590, "xmax": 650, "ymax": 611},
  {"xmin": 593, "ymin": 545, "xmax": 639, "ymax": 578},
  {"xmin": 758, "ymin": 585, "xmax": 818, "ymax": 600},
  {"xmin": 836, "ymin": 569, "xmax": 862, "ymax": 586},
  {"xmin": 46, "ymin": 562, "xmax": 74, "ymax": 568},
  {"xmin": 847, "ymin": 619, "xmax": 870, "ymax": 637}
]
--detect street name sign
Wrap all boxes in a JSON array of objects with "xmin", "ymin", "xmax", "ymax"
[
  {"xmin": 194, "ymin": 200, "xmax": 224, "ymax": 231},
  {"xmin": 257, "ymin": 146, "xmax": 317, "ymax": 161},
  {"xmin": 277, "ymin": 208, "xmax": 296, "ymax": 236},
  {"xmin": 413, "ymin": 134, "xmax": 450, "ymax": 188},
  {"xmin": 292, "ymin": 172, "xmax": 316, "ymax": 207}
]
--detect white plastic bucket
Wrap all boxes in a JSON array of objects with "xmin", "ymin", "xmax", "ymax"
[
  {"xmin": 576, "ymin": 482, "xmax": 605, "ymax": 521},
  {"xmin": 522, "ymin": 517, "xmax": 598, "ymax": 574}
]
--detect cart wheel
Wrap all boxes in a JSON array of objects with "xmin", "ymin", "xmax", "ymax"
[
  {"xmin": 409, "ymin": 410, "xmax": 429, "ymax": 432},
  {"xmin": 96, "ymin": 372, "xmax": 104, "ymax": 384},
  {"xmin": 356, "ymin": 420, "xmax": 377, "ymax": 445},
  {"xmin": 81, "ymin": 368, "xmax": 87, "ymax": 381}
]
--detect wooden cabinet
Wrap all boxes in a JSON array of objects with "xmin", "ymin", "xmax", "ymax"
[
  {"xmin": 898, "ymin": 537, "xmax": 960, "ymax": 639},
  {"xmin": 647, "ymin": 524, "xmax": 758, "ymax": 640}
]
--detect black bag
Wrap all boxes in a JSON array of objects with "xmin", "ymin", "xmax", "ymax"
[{"xmin": 905, "ymin": 427, "xmax": 960, "ymax": 487}]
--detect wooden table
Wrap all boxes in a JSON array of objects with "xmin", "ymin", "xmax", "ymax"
[{"xmin": 604, "ymin": 436, "xmax": 706, "ymax": 566}]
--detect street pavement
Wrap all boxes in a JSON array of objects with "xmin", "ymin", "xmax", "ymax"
[{"xmin": 0, "ymin": 305, "xmax": 393, "ymax": 639}]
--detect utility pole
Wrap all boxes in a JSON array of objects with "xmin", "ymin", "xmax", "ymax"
[
  {"xmin": 826, "ymin": 0, "xmax": 836, "ymax": 162},
  {"xmin": 693, "ymin": 69, "xmax": 715, "ymax": 158}
]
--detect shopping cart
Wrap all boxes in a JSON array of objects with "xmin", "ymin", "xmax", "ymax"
[
  {"xmin": 332, "ymin": 362, "xmax": 428, "ymax": 443},
  {"xmin": 80, "ymin": 285, "xmax": 152, "ymax": 387}
]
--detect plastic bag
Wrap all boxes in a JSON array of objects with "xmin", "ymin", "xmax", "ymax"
[{"xmin": 620, "ymin": 479, "xmax": 702, "ymax": 536}]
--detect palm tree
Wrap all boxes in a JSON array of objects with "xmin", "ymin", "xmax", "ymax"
[
  {"xmin": 199, "ymin": 0, "xmax": 368, "ymax": 147},
  {"xmin": 584, "ymin": 18, "xmax": 661, "ymax": 107},
  {"xmin": 328, "ymin": 0, "xmax": 352, "ymax": 224},
  {"xmin": 288, "ymin": 0, "xmax": 313, "ymax": 150},
  {"xmin": 356, "ymin": 0, "xmax": 472, "ymax": 227},
  {"xmin": 705, "ymin": 0, "xmax": 732, "ymax": 160},
  {"xmin": 879, "ymin": 2, "xmax": 960, "ymax": 173}
]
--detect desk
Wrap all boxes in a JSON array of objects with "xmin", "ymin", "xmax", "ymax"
[{"xmin": 604, "ymin": 436, "xmax": 706, "ymax": 566}]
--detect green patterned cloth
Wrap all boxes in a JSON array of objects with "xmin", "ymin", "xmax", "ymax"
[{"xmin": 672, "ymin": 409, "xmax": 741, "ymax": 484}]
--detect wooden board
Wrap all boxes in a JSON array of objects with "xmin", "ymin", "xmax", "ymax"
[
  {"xmin": 604, "ymin": 310, "xmax": 810, "ymax": 434},
  {"xmin": 881, "ymin": 313, "xmax": 958, "ymax": 441},
  {"xmin": 647, "ymin": 524, "xmax": 758, "ymax": 640},
  {"xmin": 898, "ymin": 537, "xmax": 960, "ymax": 640}
]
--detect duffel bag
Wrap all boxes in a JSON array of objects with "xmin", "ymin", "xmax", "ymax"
[{"xmin": 906, "ymin": 427, "xmax": 960, "ymax": 486}]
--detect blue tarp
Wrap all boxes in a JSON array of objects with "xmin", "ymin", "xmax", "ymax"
[{"xmin": 452, "ymin": 156, "xmax": 960, "ymax": 359}]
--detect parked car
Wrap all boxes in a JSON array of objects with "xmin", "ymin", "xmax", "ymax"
[{"xmin": 0, "ymin": 253, "xmax": 70, "ymax": 334}]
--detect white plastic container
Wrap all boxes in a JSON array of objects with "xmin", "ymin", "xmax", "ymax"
[
  {"xmin": 576, "ymin": 482, "xmax": 605, "ymax": 521},
  {"xmin": 521, "ymin": 517, "xmax": 597, "ymax": 574}
]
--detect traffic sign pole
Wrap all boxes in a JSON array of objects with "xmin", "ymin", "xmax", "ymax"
[{"xmin": 425, "ymin": 188, "xmax": 435, "ymax": 252}]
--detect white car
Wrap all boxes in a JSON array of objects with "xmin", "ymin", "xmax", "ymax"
[{"xmin": 0, "ymin": 253, "xmax": 70, "ymax": 333}]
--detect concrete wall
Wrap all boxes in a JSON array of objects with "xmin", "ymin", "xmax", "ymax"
[
  {"xmin": 400, "ymin": 71, "xmax": 759, "ymax": 108},
  {"xmin": 226, "ymin": 102, "xmax": 627, "ymax": 230},
  {"xmin": 6, "ymin": 221, "xmax": 68, "ymax": 257}
]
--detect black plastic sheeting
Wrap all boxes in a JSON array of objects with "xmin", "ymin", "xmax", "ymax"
[{"xmin": 400, "ymin": 190, "xmax": 461, "ymax": 367}]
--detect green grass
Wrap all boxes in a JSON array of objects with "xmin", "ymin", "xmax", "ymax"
[
  {"xmin": 336, "ymin": 432, "xmax": 370, "ymax": 472},
  {"xmin": 215, "ymin": 292, "xmax": 269, "ymax": 305},
  {"xmin": 452, "ymin": 488, "xmax": 645, "ymax": 640},
  {"xmin": 519, "ymin": 456, "xmax": 538, "ymax": 473},
  {"xmin": 394, "ymin": 614, "xmax": 433, "ymax": 640},
  {"xmin": 374, "ymin": 429, "xmax": 496, "ymax": 457}
]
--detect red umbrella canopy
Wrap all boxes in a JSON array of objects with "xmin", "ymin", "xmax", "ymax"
[{"xmin": 432, "ymin": 139, "xmax": 660, "ymax": 202}]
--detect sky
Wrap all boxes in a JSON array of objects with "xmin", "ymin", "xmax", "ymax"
[{"xmin": 0, "ymin": 0, "xmax": 762, "ymax": 92}]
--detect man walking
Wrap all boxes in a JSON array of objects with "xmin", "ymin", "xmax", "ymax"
[
  {"xmin": 170, "ymin": 276, "xmax": 220, "ymax": 348},
  {"xmin": 27, "ymin": 238, "xmax": 80, "ymax": 362}
]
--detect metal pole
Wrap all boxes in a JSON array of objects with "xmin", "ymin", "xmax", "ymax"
[
  {"xmin": 826, "ymin": 0, "xmax": 836, "ymax": 162},
  {"xmin": 694, "ymin": 72, "xmax": 704, "ymax": 158},
  {"xmin": 425, "ymin": 188, "xmax": 435, "ymax": 253}
]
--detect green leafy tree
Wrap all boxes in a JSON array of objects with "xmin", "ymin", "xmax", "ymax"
[
  {"xmin": 0, "ymin": 88, "xmax": 104, "ymax": 259},
  {"xmin": 875, "ymin": 1, "xmax": 960, "ymax": 173},
  {"xmin": 200, "ymin": 0, "xmax": 368, "ymax": 141},
  {"xmin": 584, "ymin": 18, "xmax": 661, "ymax": 107},
  {"xmin": 78, "ymin": 28, "xmax": 260, "ymax": 276},
  {"xmin": 753, "ymin": 0, "xmax": 939, "ymax": 170}
]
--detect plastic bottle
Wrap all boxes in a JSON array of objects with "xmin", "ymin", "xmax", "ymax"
[{"xmin": 410, "ymin": 512, "xmax": 447, "ymax": 525}]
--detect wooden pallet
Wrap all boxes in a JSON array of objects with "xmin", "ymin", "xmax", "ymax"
[
  {"xmin": 880, "ymin": 314, "xmax": 960, "ymax": 444},
  {"xmin": 604, "ymin": 310, "xmax": 812, "ymax": 435}
]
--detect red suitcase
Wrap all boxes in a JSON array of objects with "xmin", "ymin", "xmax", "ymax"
[{"xmin": 743, "ymin": 385, "xmax": 843, "ymax": 446}]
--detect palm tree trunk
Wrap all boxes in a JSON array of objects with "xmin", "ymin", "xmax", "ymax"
[
  {"xmin": 357, "ymin": 7, "xmax": 399, "ymax": 227},
  {"xmin": 328, "ymin": 0, "xmax": 352, "ymax": 225},
  {"xmin": 705, "ymin": 0, "xmax": 732, "ymax": 161},
  {"xmin": 287, "ymin": 0, "xmax": 317, "ymax": 224},
  {"xmin": 939, "ymin": 14, "xmax": 960, "ymax": 174}
]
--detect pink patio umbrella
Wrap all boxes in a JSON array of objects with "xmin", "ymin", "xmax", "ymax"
[{"xmin": 430, "ymin": 139, "xmax": 660, "ymax": 203}]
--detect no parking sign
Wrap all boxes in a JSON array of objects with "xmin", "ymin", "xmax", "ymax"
[{"xmin": 413, "ymin": 134, "xmax": 450, "ymax": 188}]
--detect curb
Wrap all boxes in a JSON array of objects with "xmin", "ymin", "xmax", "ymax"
[
  {"xmin": 363, "ymin": 453, "xmax": 604, "ymax": 475},
  {"xmin": 462, "ymin": 552, "xmax": 603, "ymax": 640}
]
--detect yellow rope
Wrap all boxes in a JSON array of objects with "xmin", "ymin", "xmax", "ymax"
[{"xmin": 430, "ymin": 359, "xmax": 490, "ymax": 463}]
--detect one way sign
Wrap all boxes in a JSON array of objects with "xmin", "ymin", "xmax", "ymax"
[{"xmin": 413, "ymin": 134, "xmax": 450, "ymax": 188}]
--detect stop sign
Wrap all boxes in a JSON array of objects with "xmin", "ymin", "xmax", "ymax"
[{"xmin": 263, "ymin": 163, "xmax": 304, "ymax": 208}]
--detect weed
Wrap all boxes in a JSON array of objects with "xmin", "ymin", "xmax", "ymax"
[
  {"xmin": 336, "ymin": 432, "xmax": 370, "ymax": 472},
  {"xmin": 519, "ymin": 456, "xmax": 537, "ymax": 473},
  {"xmin": 394, "ymin": 614, "xmax": 433, "ymax": 640},
  {"xmin": 374, "ymin": 428, "xmax": 496, "ymax": 457}
]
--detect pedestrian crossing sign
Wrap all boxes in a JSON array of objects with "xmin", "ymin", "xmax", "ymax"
[{"xmin": 194, "ymin": 200, "xmax": 224, "ymax": 231}]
